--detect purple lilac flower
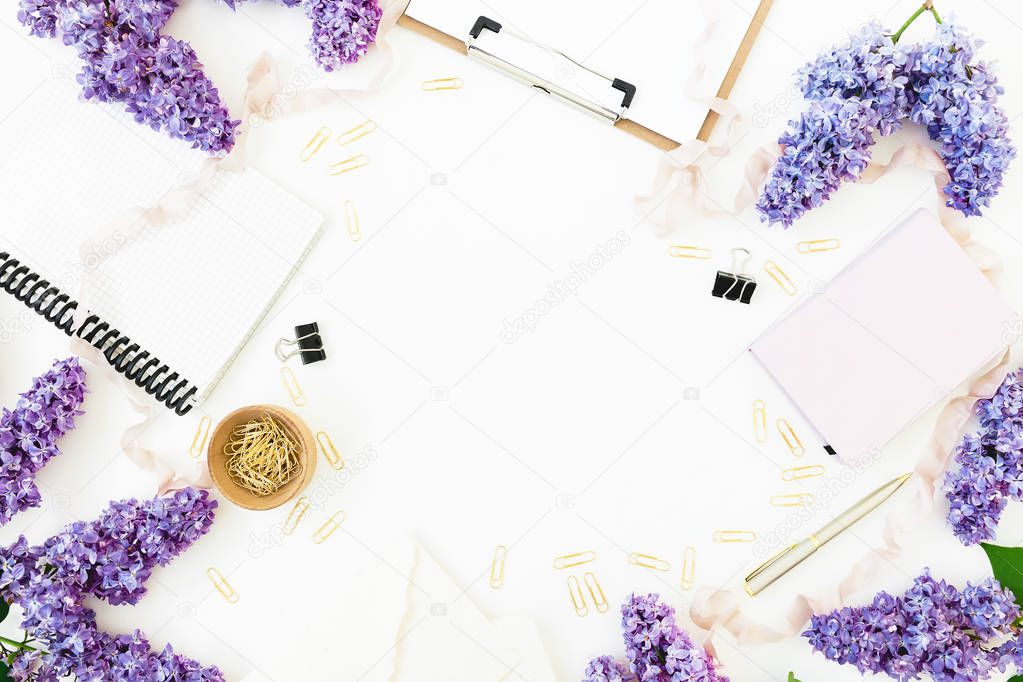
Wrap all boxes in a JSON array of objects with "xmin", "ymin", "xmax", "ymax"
[
  {"xmin": 798, "ymin": 21, "xmax": 912, "ymax": 135},
  {"xmin": 757, "ymin": 18, "xmax": 1014, "ymax": 227},
  {"xmin": 304, "ymin": 0, "xmax": 382, "ymax": 70},
  {"xmin": 0, "ymin": 357, "xmax": 87, "ymax": 526},
  {"xmin": 804, "ymin": 570, "xmax": 1021, "ymax": 681},
  {"xmin": 18, "ymin": 0, "xmax": 239, "ymax": 153},
  {"xmin": 945, "ymin": 368, "xmax": 1023, "ymax": 544},
  {"xmin": 0, "ymin": 489, "xmax": 222, "ymax": 680},
  {"xmin": 620, "ymin": 593, "xmax": 727, "ymax": 682},
  {"xmin": 906, "ymin": 22, "xmax": 1016, "ymax": 217},
  {"xmin": 221, "ymin": 0, "xmax": 382, "ymax": 71},
  {"xmin": 755, "ymin": 96, "xmax": 878, "ymax": 226},
  {"xmin": 583, "ymin": 656, "xmax": 632, "ymax": 682}
]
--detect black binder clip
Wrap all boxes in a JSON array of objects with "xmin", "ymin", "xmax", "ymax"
[
  {"xmin": 275, "ymin": 322, "xmax": 326, "ymax": 364},
  {"xmin": 712, "ymin": 248, "xmax": 757, "ymax": 304}
]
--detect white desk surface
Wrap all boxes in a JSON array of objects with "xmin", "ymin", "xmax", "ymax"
[{"xmin": 3, "ymin": 1, "xmax": 1023, "ymax": 680}]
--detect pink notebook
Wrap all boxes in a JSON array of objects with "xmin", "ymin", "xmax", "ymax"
[{"xmin": 751, "ymin": 209, "xmax": 1014, "ymax": 460}]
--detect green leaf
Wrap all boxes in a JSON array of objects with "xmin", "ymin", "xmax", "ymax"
[
  {"xmin": 1008, "ymin": 676, "xmax": 1023, "ymax": 682},
  {"xmin": 788, "ymin": 673, "xmax": 802, "ymax": 682},
  {"xmin": 981, "ymin": 543, "xmax": 1023, "ymax": 607},
  {"xmin": 0, "ymin": 600, "xmax": 8, "ymax": 624},
  {"xmin": 0, "ymin": 660, "xmax": 10, "ymax": 682}
]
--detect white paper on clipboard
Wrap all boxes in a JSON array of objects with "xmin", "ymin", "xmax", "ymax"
[{"xmin": 403, "ymin": 0, "xmax": 762, "ymax": 142}]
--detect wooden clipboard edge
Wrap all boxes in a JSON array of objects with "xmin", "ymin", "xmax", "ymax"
[
  {"xmin": 396, "ymin": 0, "xmax": 774, "ymax": 151},
  {"xmin": 696, "ymin": 0, "xmax": 774, "ymax": 143},
  {"xmin": 397, "ymin": 14, "xmax": 467, "ymax": 55}
]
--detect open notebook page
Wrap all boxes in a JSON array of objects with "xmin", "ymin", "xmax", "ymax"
[
  {"xmin": 404, "ymin": 0, "xmax": 762, "ymax": 142},
  {"xmin": 0, "ymin": 81, "xmax": 322, "ymax": 405}
]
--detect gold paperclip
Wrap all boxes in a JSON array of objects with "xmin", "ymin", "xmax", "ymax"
[
  {"xmin": 680, "ymin": 546, "xmax": 696, "ymax": 590},
  {"xmin": 668, "ymin": 245, "xmax": 712, "ymax": 260},
  {"xmin": 336, "ymin": 120, "xmax": 376, "ymax": 146},
  {"xmin": 422, "ymin": 77, "xmax": 464, "ymax": 91},
  {"xmin": 280, "ymin": 367, "xmax": 305, "ymax": 407},
  {"xmin": 770, "ymin": 493, "xmax": 814, "ymax": 507},
  {"xmin": 553, "ymin": 551, "xmax": 597, "ymax": 570},
  {"xmin": 776, "ymin": 419, "xmax": 805, "ymax": 457},
  {"xmin": 764, "ymin": 260, "xmax": 797, "ymax": 295},
  {"xmin": 753, "ymin": 400, "xmax": 767, "ymax": 444},
  {"xmin": 300, "ymin": 126, "xmax": 330, "ymax": 162},
  {"xmin": 713, "ymin": 530, "xmax": 757, "ymax": 543},
  {"xmin": 328, "ymin": 154, "xmax": 369, "ymax": 176},
  {"xmin": 283, "ymin": 496, "xmax": 311, "ymax": 535},
  {"xmin": 489, "ymin": 545, "xmax": 507, "ymax": 589},
  {"xmin": 567, "ymin": 575, "xmax": 588, "ymax": 617},
  {"xmin": 189, "ymin": 415, "xmax": 211, "ymax": 459},
  {"xmin": 628, "ymin": 552, "xmax": 671, "ymax": 572},
  {"xmin": 316, "ymin": 431, "xmax": 345, "ymax": 471},
  {"xmin": 781, "ymin": 464, "xmax": 826, "ymax": 481},
  {"xmin": 344, "ymin": 200, "xmax": 361, "ymax": 243},
  {"xmin": 797, "ymin": 239, "xmax": 841, "ymax": 254},
  {"xmin": 313, "ymin": 510, "xmax": 347, "ymax": 544},
  {"xmin": 207, "ymin": 567, "xmax": 238, "ymax": 603},
  {"xmin": 584, "ymin": 572, "xmax": 608, "ymax": 613}
]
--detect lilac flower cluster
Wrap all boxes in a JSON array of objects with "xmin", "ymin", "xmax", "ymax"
[
  {"xmin": 757, "ymin": 14, "xmax": 1015, "ymax": 227},
  {"xmin": 0, "ymin": 488, "xmax": 222, "ymax": 680},
  {"xmin": 0, "ymin": 357, "xmax": 87, "ymax": 526},
  {"xmin": 17, "ymin": 0, "xmax": 239, "ymax": 153},
  {"xmin": 908, "ymin": 22, "xmax": 1016, "ymax": 216},
  {"xmin": 17, "ymin": 0, "xmax": 383, "ymax": 151},
  {"xmin": 804, "ymin": 569, "xmax": 1023, "ymax": 680},
  {"xmin": 583, "ymin": 656, "xmax": 631, "ymax": 682},
  {"xmin": 583, "ymin": 593, "xmax": 727, "ymax": 682},
  {"xmin": 944, "ymin": 368, "xmax": 1023, "ymax": 544},
  {"xmin": 223, "ymin": 0, "xmax": 382, "ymax": 72},
  {"xmin": 305, "ymin": 0, "xmax": 383, "ymax": 71}
]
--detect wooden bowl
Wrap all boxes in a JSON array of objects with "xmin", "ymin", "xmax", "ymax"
[{"xmin": 207, "ymin": 404, "xmax": 316, "ymax": 511}]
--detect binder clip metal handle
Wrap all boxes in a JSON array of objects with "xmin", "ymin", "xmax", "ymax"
[
  {"xmin": 466, "ymin": 15, "xmax": 637, "ymax": 123},
  {"xmin": 275, "ymin": 322, "xmax": 326, "ymax": 364},
  {"xmin": 712, "ymin": 248, "xmax": 757, "ymax": 304}
]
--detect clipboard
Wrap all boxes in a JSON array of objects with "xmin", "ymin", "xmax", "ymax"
[{"xmin": 396, "ymin": 0, "xmax": 773, "ymax": 150}]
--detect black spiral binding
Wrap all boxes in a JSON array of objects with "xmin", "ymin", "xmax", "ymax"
[{"xmin": 0, "ymin": 251, "xmax": 197, "ymax": 415}]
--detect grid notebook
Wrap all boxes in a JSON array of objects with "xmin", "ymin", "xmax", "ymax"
[{"xmin": 0, "ymin": 82, "xmax": 323, "ymax": 414}]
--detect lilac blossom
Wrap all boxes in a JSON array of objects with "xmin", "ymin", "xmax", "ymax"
[
  {"xmin": 0, "ymin": 489, "xmax": 222, "ymax": 680},
  {"xmin": 798, "ymin": 21, "xmax": 912, "ymax": 135},
  {"xmin": 945, "ymin": 367, "xmax": 1023, "ymax": 544},
  {"xmin": 18, "ymin": 0, "xmax": 238, "ymax": 153},
  {"xmin": 906, "ymin": 21, "xmax": 1016, "ymax": 216},
  {"xmin": 804, "ymin": 570, "xmax": 1022, "ymax": 681},
  {"xmin": 0, "ymin": 357, "xmax": 87, "ymax": 526},
  {"xmin": 222, "ymin": 0, "xmax": 382, "ymax": 71},
  {"xmin": 583, "ymin": 656, "xmax": 632, "ymax": 682},
  {"xmin": 757, "ymin": 13, "xmax": 1015, "ymax": 227},
  {"xmin": 755, "ymin": 96, "xmax": 878, "ymax": 226},
  {"xmin": 581, "ymin": 593, "xmax": 727, "ymax": 682}
]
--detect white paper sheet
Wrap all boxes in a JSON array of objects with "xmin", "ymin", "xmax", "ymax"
[{"xmin": 404, "ymin": 0, "xmax": 761, "ymax": 142}]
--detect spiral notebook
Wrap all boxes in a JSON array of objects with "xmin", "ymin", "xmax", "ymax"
[{"xmin": 0, "ymin": 82, "xmax": 322, "ymax": 414}]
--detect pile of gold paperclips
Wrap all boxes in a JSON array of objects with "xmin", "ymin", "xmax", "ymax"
[{"xmin": 224, "ymin": 414, "xmax": 303, "ymax": 496}]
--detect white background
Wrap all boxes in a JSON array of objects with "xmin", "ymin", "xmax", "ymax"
[{"xmin": 3, "ymin": 1, "xmax": 1023, "ymax": 680}]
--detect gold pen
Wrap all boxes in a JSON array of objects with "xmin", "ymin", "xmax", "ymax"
[{"xmin": 744, "ymin": 472, "xmax": 913, "ymax": 596}]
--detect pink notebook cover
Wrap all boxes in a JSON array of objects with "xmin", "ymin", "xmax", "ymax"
[{"xmin": 751, "ymin": 209, "xmax": 1014, "ymax": 460}]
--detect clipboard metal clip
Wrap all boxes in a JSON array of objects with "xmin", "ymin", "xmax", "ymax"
[{"xmin": 466, "ymin": 16, "xmax": 636, "ymax": 125}]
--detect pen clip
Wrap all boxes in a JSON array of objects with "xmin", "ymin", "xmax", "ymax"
[{"xmin": 744, "ymin": 542, "xmax": 799, "ymax": 585}]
